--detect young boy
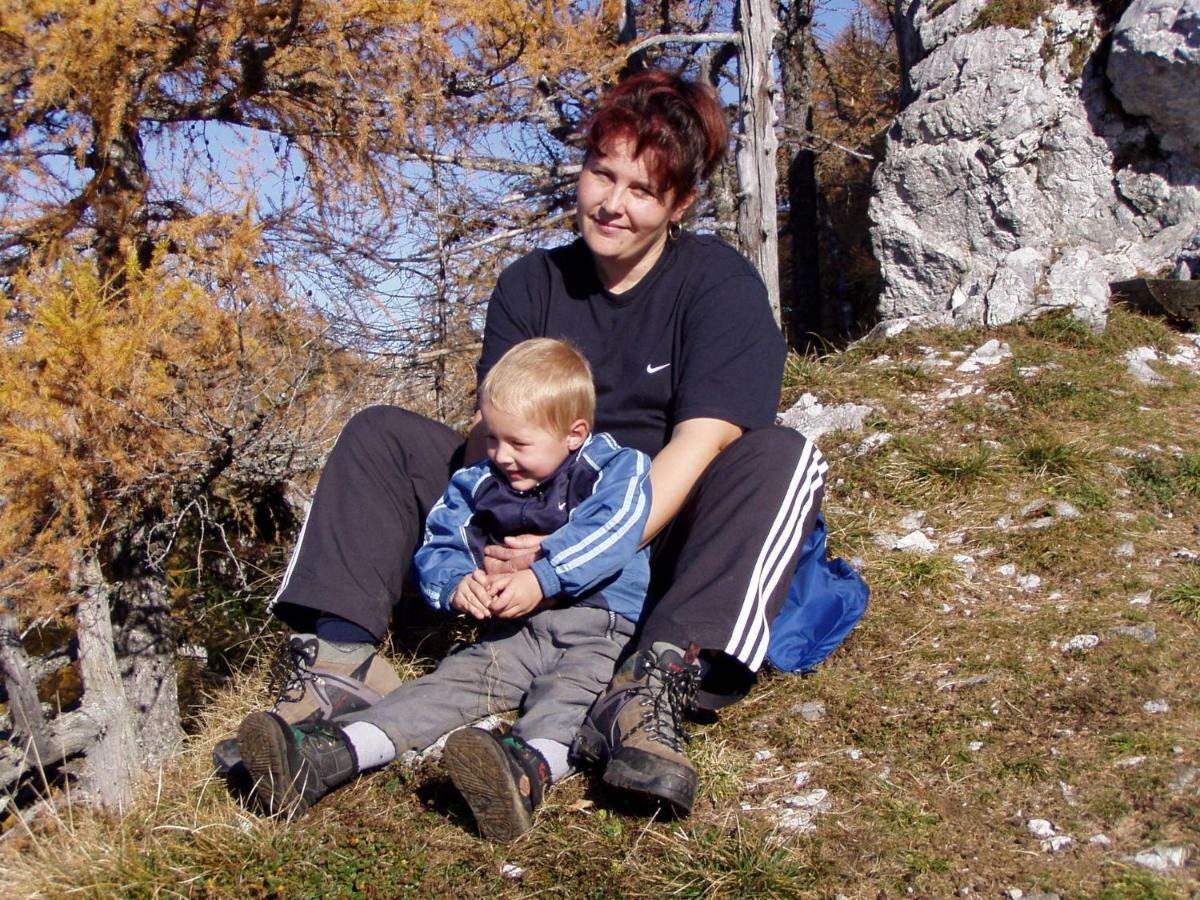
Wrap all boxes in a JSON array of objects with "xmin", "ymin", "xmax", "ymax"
[{"xmin": 237, "ymin": 339, "xmax": 652, "ymax": 841}]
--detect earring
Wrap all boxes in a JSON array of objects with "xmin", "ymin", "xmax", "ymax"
[{"xmin": 668, "ymin": 221, "xmax": 682, "ymax": 240}]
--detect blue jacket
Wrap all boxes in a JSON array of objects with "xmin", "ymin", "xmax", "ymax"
[{"xmin": 414, "ymin": 432, "xmax": 652, "ymax": 622}]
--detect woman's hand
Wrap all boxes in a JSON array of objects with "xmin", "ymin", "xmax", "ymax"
[{"xmin": 482, "ymin": 533, "xmax": 547, "ymax": 575}]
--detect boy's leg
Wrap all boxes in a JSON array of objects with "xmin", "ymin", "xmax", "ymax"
[
  {"xmin": 216, "ymin": 407, "xmax": 463, "ymax": 776},
  {"xmin": 239, "ymin": 622, "xmax": 540, "ymax": 817},
  {"xmin": 444, "ymin": 607, "xmax": 635, "ymax": 840},
  {"xmin": 583, "ymin": 426, "xmax": 827, "ymax": 810}
]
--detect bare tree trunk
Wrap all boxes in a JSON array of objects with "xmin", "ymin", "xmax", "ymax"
[
  {"xmin": 736, "ymin": 0, "xmax": 782, "ymax": 324},
  {"xmin": 111, "ymin": 572, "xmax": 183, "ymax": 770},
  {"xmin": 74, "ymin": 556, "xmax": 139, "ymax": 811},
  {"xmin": 0, "ymin": 614, "xmax": 49, "ymax": 769},
  {"xmin": 778, "ymin": 0, "xmax": 821, "ymax": 349}
]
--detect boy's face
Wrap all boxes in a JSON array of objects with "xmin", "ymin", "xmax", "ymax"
[{"xmin": 480, "ymin": 400, "xmax": 587, "ymax": 492}]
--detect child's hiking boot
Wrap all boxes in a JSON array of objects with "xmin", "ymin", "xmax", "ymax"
[
  {"xmin": 443, "ymin": 728, "xmax": 549, "ymax": 842},
  {"xmin": 213, "ymin": 634, "xmax": 402, "ymax": 776},
  {"xmin": 573, "ymin": 641, "xmax": 702, "ymax": 816},
  {"xmin": 237, "ymin": 711, "xmax": 358, "ymax": 818}
]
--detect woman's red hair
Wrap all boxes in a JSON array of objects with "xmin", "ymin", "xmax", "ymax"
[{"xmin": 584, "ymin": 69, "xmax": 728, "ymax": 201}]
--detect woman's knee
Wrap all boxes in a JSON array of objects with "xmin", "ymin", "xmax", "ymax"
[{"xmin": 724, "ymin": 424, "xmax": 814, "ymax": 465}]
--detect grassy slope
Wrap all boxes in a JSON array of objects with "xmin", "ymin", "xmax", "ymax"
[{"xmin": 3, "ymin": 308, "xmax": 1198, "ymax": 898}]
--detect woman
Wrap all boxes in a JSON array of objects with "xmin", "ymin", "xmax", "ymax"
[{"xmin": 250, "ymin": 69, "xmax": 827, "ymax": 816}]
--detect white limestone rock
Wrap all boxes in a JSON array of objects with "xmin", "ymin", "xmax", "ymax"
[{"xmin": 870, "ymin": 0, "xmax": 1200, "ymax": 329}]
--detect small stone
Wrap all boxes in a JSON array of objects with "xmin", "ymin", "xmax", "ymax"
[
  {"xmin": 997, "ymin": 563, "xmax": 1018, "ymax": 577},
  {"xmin": 1042, "ymin": 834, "xmax": 1073, "ymax": 853},
  {"xmin": 1017, "ymin": 574, "xmax": 1042, "ymax": 591},
  {"xmin": 1142, "ymin": 699, "xmax": 1169, "ymax": 715},
  {"xmin": 793, "ymin": 769, "xmax": 813, "ymax": 788},
  {"xmin": 1027, "ymin": 818, "xmax": 1056, "ymax": 839},
  {"xmin": 1114, "ymin": 755, "xmax": 1147, "ymax": 769},
  {"xmin": 1005, "ymin": 890, "xmax": 1024, "ymax": 900},
  {"xmin": 1089, "ymin": 834, "xmax": 1111, "ymax": 847},
  {"xmin": 1132, "ymin": 844, "xmax": 1191, "ymax": 871},
  {"xmin": 754, "ymin": 749, "xmax": 774, "ymax": 762},
  {"xmin": 953, "ymin": 554, "xmax": 976, "ymax": 569},
  {"xmin": 1110, "ymin": 623, "xmax": 1157, "ymax": 643},
  {"xmin": 858, "ymin": 432, "xmax": 893, "ymax": 454},
  {"xmin": 1170, "ymin": 765, "xmax": 1198, "ymax": 793},
  {"xmin": 847, "ymin": 748, "xmax": 863, "ymax": 760},
  {"xmin": 969, "ymin": 741, "xmax": 984, "ymax": 752},
  {"xmin": 1052, "ymin": 501, "xmax": 1080, "ymax": 519},
  {"xmin": 899, "ymin": 511, "xmax": 927, "ymax": 530},
  {"xmin": 781, "ymin": 789, "xmax": 829, "ymax": 809},
  {"xmin": 501, "ymin": 864, "xmax": 525, "ymax": 880},
  {"xmin": 1125, "ymin": 348, "xmax": 1167, "ymax": 385},
  {"xmin": 1061, "ymin": 634, "xmax": 1100, "ymax": 653},
  {"xmin": 797, "ymin": 700, "xmax": 826, "ymax": 722},
  {"xmin": 1171, "ymin": 548, "xmax": 1198, "ymax": 560},
  {"xmin": 936, "ymin": 673, "xmax": 996, "ymax": 692},
  {"xmin": 1114, "ymin": 542, "xmax": 1136, "ymax": 559},
  {"xmin": 957, "ymin": 339, "xmax": 1013, "ymax": 373},
  {"xmin": 946, "ymin": 531, "xmax": 966, "ymax": 545},
  {"xmin": 895, "ymin": 530, "xmax": 936, "ymax": 553},
  {"xmin": 1129, "ymin": 591, "xmax": 1152, "ymax": 606}
]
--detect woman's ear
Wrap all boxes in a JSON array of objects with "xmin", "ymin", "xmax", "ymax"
[
  {"xmin": 566, "ymin": 419, "xmax": 590, "ymax": 451},
  {"xmin": 672, "ymin": 188, "xmax": 699, "ymax": 222}
]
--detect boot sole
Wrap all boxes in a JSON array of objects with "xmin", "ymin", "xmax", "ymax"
[
  {"xmin": 444, "ymin": 729, "xmax": 533, "ymax": 842},
  {"xmin": 603, "ymin": 749, "xmax": 697, "ymax": 817},
  {"xmin": 238, "ymin": 712, "xmax": 306, "ymax": 818}
]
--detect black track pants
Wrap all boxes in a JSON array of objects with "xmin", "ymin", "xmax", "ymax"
[
  {"xmin": 273, "ymin": 408, "xmax": 826, "ymax": 673},
  {"xmin": 271, "ymin": 406, "xmax": 463, "ymax": 640}
]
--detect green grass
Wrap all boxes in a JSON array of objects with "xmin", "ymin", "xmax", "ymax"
[
  {"xmin": 7, "ymin": 309, "xmax": 1200, "ymax": 899},
  {"xmin": 1160, "ymin": 571, "xmax": 1200, "ymax": 622}
]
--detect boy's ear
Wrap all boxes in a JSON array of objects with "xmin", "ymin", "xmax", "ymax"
[{"xmin": 566, "ymin": 419, "xmax": 590, "ymax": 451}]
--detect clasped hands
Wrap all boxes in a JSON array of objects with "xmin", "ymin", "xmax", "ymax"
[{"xmin": 449, "ymin": 533, "xmax": 554, "ymax": 620}]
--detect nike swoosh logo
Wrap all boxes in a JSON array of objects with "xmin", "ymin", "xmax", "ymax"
[{"xmin": 646, "ymin": 363, "xmax": 671, "ymax": 374}]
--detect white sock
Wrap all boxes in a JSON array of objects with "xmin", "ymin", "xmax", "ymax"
[
  {"xmin": 341, "ymin": 721, "xmax": 396, "ymax": 770},
  {"xmin": 526, "ymin": 738, "xmax": 572, "ymax": 783}
]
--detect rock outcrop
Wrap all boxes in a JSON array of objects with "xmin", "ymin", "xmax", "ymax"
[{"xmin": 869, "ymin": 0, "xmax": 1200, "ymax": 332}]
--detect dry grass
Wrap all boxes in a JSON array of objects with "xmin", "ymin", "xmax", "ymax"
[{"xmin": 3, "ymin": 308, "xmax": 1199, "ymax": 897}]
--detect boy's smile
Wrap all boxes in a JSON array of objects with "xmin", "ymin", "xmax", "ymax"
[{"xmin": 480, "ymin": 400, "xmax": 585, "ymax": 491}]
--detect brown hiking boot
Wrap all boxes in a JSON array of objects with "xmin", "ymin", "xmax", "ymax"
[
  {"xmin": 573, "ymin": 641, "xmax": 702, "ymax": 816},
  {"xmin": 443, "ymin": 728, "xmax": 549, "ymax": 842},
  {"xmin": 238, "ymin": 712, "xmax": 358, "ymax": 818},
  {"xmin": 214, "ymin": 634, "xmax": 403, "ymax": 776}
]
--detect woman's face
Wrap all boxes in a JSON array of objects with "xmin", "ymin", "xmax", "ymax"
[{"xmin": 576, "ymin": 136, "xmax": 694, "ymax": 293}]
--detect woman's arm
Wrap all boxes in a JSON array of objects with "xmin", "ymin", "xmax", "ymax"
[{"xmin": 643, "ymin": 417, "xmax": 743, "ymax": 544}]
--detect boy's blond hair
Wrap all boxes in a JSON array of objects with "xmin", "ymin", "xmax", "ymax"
[{"xmin": 480, "ymin": 338, "xmax": 595, "ymax": 436}]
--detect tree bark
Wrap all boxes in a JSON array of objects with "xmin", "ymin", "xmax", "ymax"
[
  {"xmin": 0, "ymin": 614, "xmax": 50, "ymax": 770},
  {"xmin": 111, "ymin": 571, "xmax": 183, "ymax": 770},
  {"xmin": 736, "ymin": 0, "xmax": 782, "ymax": 324},
  {"xmin": 74, "ymin": 556, "xmax": 140, "ymax": 811},
  {"xmin": 778, "ymin": 0, "xmax": 821, "ymax": 349}
]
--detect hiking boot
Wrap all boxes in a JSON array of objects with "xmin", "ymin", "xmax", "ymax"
[
  {"xmin": 573, "ymin": 641, "xmax": 702, "ymax": 816},
  {"xmin": 237, "ymin": 711, "xmax": 358, "ymax": 818},
  {"xmin": 213, "ymin": 634, "xmax": 403, "ymax": 775},
  {"xmin": 443, "ymin": 728, "xmax": 549, "ymax": 842}
]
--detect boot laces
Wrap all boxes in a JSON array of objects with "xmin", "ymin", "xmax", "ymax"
[
  {"xmin": 638, "ymin": 654, "xmax": 701, "ymax": 753},
  {"xmin": 267, "ymin": 637, "xmax": 318, "ymax": 707}
]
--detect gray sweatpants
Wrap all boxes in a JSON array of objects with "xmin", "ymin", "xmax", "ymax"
[{"xmin": 335, "ymin": 605, "xmax": 635, "ymax": 752}]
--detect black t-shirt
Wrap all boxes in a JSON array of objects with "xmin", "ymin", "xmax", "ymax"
[{"xmin": 477, "ymin": 232, "xmax": 785, "ymax": 457}]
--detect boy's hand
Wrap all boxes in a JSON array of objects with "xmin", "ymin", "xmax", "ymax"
[
  {"xmin": 488, "ymin": 569, "xmax": 551, "ymax": 619},
  {"xmin": 450, "ymin": 569, "xmax": 494, "ymax": 620}
]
